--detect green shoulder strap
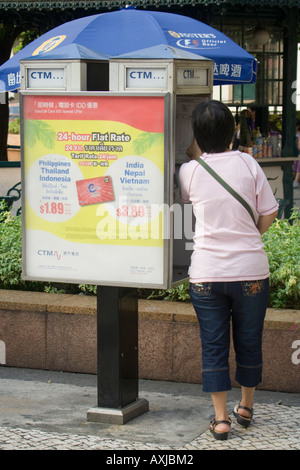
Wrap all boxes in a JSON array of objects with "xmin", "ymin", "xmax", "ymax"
[{"xmin": 197, "ymin": 157, "xmax": 256, "ymax": 224}]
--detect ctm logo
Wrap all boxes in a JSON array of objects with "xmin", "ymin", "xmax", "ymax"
[
  {"xmin": 30, "ymin": 71, "xmax": 54, "ymax": 80},
  {"xmin": 38, "ymin": 249, "xmax": 61, "ymax": 260}
]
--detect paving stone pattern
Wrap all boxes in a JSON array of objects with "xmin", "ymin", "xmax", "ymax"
[
  {"xmin": 187, "ymin": 403, "xmax": 300, "ymax": 450},
  {"xmin": 0, "ymin": 403, "xmax": 299, "ymax": 450}
]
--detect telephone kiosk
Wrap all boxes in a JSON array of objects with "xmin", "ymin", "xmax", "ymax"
[
  {"xmin": 20, "ymin": 50, "xmax": 213, "ymax": 289},
  {"xmin": 20, "ymin": 50, "xmax": 213, "ymax": 424}
]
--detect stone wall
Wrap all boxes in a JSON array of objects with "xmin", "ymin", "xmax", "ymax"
[{"xmin": 0, "ymin": 290, "xmax": 299, "ymax": 392}]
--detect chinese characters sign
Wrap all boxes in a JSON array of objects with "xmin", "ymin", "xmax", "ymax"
[
  {"xmin": 8, "ymin": 71, "xmax": 21, "ymax": 89},
  {"xmin": 22, "ymin": 93, "xmax": 167, "ymax": 287},
  {"xmin": 213, "ymin": 62, "xmax": 242, "ymax": 79}
]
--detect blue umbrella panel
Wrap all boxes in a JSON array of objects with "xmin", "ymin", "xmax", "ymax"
[{"xmin": 0, "ymin": 8, "xmax": 256, "ymax": 93}]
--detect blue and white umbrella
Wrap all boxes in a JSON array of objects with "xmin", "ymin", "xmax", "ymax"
[{"xmin": 0, "ymin": 7, "xmax": 256, "ymax": 92}]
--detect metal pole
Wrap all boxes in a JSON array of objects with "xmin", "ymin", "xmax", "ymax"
[{"xmin": 87, "ymin": 286, "xmax": 149, "ymax": 424}]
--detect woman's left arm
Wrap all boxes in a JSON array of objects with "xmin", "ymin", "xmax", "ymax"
[{"xmin": 256, "ymin": 210, "xmax": 278, "ymax": 235}]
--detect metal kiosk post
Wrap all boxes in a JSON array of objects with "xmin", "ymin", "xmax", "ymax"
[{"xmin": 88, "ymin": 286, "xmax": 149, "ymax": 424}]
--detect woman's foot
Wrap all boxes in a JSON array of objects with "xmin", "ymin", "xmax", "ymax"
[
  {"xmin": 210, "ymin": 417, "xmax": 231, "ymax": 440},
  {"xmin": 233, "ymin": 402, "xmax": 253, "ymax": 428}
]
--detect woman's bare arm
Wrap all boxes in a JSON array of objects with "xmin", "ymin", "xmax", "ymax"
[{"xmin": 256, "ymin": 210, "xmax": 278, "ymax": 235}]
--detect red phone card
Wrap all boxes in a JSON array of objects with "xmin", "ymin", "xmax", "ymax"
[{"xmin": 76, "ymin": 176, "xmax": 114, "ymax": 206}]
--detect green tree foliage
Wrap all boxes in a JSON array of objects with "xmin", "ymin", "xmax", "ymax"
[
  {"xmin": 262, "ymin": 209, "xmax": 300, "ymax": 309},
  {"xmin": 0, "ymin": 203, "xmax": 23, "ymax": 287}
]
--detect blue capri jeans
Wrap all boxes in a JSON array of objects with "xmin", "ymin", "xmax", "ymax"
[{"xmin": 189, "ymin": 279, "xmax": 269, "ymax": 393}]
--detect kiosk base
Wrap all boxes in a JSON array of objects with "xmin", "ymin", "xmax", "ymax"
[{"xmin": 87, "ymin": 398, "xmax": 149, "ymax": 425}]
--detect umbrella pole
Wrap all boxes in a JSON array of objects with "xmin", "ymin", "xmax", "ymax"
[{"xmin": 87, "ymin": 285, "xmax": 149, "ymax": 424}]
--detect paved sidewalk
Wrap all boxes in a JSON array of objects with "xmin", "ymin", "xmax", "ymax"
[
  {"xmin": 0, "ymin": 367, "xmax": 299, "ymax": 451},
  {"xmin": 0, "ymin": 187, "xmax": 299, "ymax": 452}
]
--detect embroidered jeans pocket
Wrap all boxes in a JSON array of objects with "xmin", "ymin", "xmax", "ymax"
[
  {"xmin": 241, "ymin": 280, "xmax": 265, "ymax": 296},
  {"xmin": 190, "ymin": 282, "xmax": 213, "ymax": 296}
]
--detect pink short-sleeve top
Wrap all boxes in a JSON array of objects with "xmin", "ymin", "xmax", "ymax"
[{"xmin": 178, "ymin": 150, "xmax": 278, "ymax": 282}]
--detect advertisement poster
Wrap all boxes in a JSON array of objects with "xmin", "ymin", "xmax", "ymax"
[{"xmin": 22, "ymin": 93, "xmax": 167, "ymax": 287}]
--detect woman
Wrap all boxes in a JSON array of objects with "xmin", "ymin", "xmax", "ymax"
[{"xmin": 179, "ymin": 100, "xmax": 278, "ymax": 440}]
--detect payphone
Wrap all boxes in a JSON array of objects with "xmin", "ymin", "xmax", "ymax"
[
  {"xmin": 20, "ymin": 50, "xmax": 213, "ymax": 290},
  {"xmin": 109, "ymin": 49, "xmax": 213, "ymax": 286}
]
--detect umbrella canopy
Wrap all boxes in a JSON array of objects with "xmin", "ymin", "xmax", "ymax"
[
  {"xmin": 23, "ymin": 43, "xmax": 111, "ymax": 61},
  {"xmin": 114, "ymin": 44, "xmax": 209, "ymax": 60},
  {"xmin": 0, "ymin": 7, "xmax": 256, "ymax": 92}
]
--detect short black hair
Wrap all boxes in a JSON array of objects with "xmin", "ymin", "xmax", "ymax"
[
  {"xmin": 192, "ymin": 100, "xmax": 235, "ymax": 153},
  {"xmin": 247, "ymin": 102, "xmax": 257, "ymax": 111}
]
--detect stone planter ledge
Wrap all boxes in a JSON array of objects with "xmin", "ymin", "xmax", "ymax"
[{"xmin": 0, "ymin": 289, "xmax": 299, "ymax": 392}]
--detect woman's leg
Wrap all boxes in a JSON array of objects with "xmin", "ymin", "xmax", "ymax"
[
  {"xmin": 231, "ymin": 279, "xmax": 269, "ymax": 388},
  {"xmin": 230, "ymin": 279, "xmax": 269, "ymax": 422},
  {"xmin": 190, "ymin": 282, "xmax": 232, "ymax": 393},
  {"xmin": 239, "ymin": 386, "xmax": 255, "ymax": 417},
  {"xmin": 189, "ymin": 282, "xmax": 232, "ymax": 433},
  {"xmin": 211, "ymin": 391, "xmax": 231, "ymax": 432}
]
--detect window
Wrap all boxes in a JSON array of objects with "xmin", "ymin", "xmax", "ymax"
[{"xmin": 213, "ymin": 24, "xmax": 284, "ymax": 107}]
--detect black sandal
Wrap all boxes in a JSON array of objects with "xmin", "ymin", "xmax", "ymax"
[
  {"xmin": 209, "ymin": 417, "xmax": 231, "ymax": 440},
  {"xmin": 233, "ymin": 403, "xmax": 253, "ymax": 428}
]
